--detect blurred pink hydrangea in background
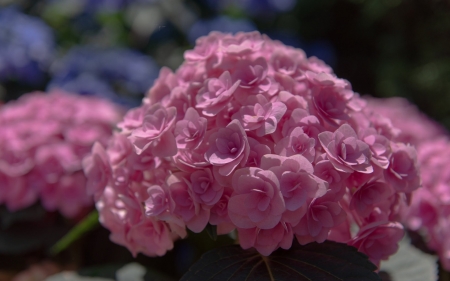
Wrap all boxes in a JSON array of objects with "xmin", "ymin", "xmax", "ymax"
[
  {"xmin": 0, "ymin": 90, "xmax": 123, "ymax": 218},
  {"xmin": 85, "ymin": 31, "xmax": 421, "ymax": 265},
  {"xmin": 365, "ymin": 96, "xmax": 450, "ymax": 270}
]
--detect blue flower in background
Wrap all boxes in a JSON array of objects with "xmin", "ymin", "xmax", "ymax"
[
  {"xmin": 48, "ymin": 46, "xmax": 160, "ymax": 107},
  {"xmin": 44, "ymin": 0, "xmax": 158, "ymax": 14},
  {"xmin": 188, "ymin": 15, "xmax": 256, "ymax": 44},
  {"xmin": 0, "ymin": 7, "xmax": 55, "ymax": 85}
]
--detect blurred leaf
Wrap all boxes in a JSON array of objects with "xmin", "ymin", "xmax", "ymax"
[
  {"xmin": 181, "ymin": 240, "xmax": 381, "ymax": 281},
  {"xmin": 205, "ymin": 224, "xmax": 217, "ymax": 241},
  {"xmin": 380, "ymin": 236, "xmax": 438, "ymax": 281},
  {"xmin": 78, "ymin": 263, "xmax": 176, "ymax": 281},
  {"xmin": 0, "ymin": 223, "xmax": 67, "ymax": 254},
  {"xmin": 0, "ymin": 204, "xmax": 46, "ymax": 229},
  {"xmin": 50, "ymin": 210, "xmax": 99, "ymax": 255}
]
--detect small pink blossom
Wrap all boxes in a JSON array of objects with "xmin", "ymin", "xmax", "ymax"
[
  {"xmin": 205, "ymin": 120, "xmax": 250, "ymax": 176},
  {"xmin": 359, "ymin": 128, "xmax": 391, "ymax": 169},
  {"xmin": 106, "ymin": 134, "xmax": 133, "ymax": 166},
  {"xmin": 313, "ymin": 157, "xmax": 349, "ymax": 197},
  {"xmin": 232, "ymin": 94, "xmax": 287, "ymax": 137},
  {"xmin": 83, "ymin": 142, "xmax": 111, "ymax": 200},
  {"xmin": 384, "ymin": 143, "xmax": 421, "ymax": 193},
  {"xmin": 228, "ymin": 167, "xmax": 285, "ymax": 229},
  {"xmin": 128, "ymin": 103, "xmax": 177, "ymax": 156},
  {"xmin": 238, "ymin": 222, "xmax": 294, "ymax": 256},
  {"xmin": 196, "ymin": 71, "xmax": 240, "ymax": 116},
  {"xmin": 174, "ymin": 107, "xmax": 207, "ymax": 149},
  {"xmin": 281, "ymin": 108, "xmax": 324, "ymax": 143},
  {"xmin": 309, "ymin": 82, "xmax": 361, "ymax": 126},
  {"xmin": 209, "ymin": 188, "xmax": 235, "ymax": 235},
  {"xmin": 244, "ymin": 137, "xmax": 271, "ymax": 168},
  {"xmin": 233, "ymin": 57, "xmax": 274, "ymax": 101},
  {"xmin": 350, "ymin": 181, "xmax": 393, "ymax": 217},
  {"xmin": 275, "ymin": 127, "xmax": 315, "ymax": 161},
  {"xmin": 294, "ymin": 192, "xmax": 346, "ymax": 244},
  {"xmin": 349, "ymin": 221, "xmax": 404, "ymax": 265},
  {"xmin": 319, "ymin": 124, "xmax": 373, "ymax": 173},
  {"xmin": 168, "ymin": 172, "xmax": 210, "ymax": 233},
  {"xmin": 127, "ymin": 218, "xmax": 175, "ymax": 257},
  {"xmin": 145, "ymin": 184, "xmax": 171, "ymax": 218},
  {"xmin": 260, "ymin": 154, "xmax": 327, "ymax": 214},
  {"xmin": 190, "ymin": 168, "xmax": 223, "ymax": 206}
]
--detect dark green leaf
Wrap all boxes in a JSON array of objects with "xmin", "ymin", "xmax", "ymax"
[
  {"xmin": 49, "ymin": 210, "xmax": 99, "ymax": 255},
  {"xmin": 181, "ymin": 240, "xmax": 381, "ymax": 281},
  {"xmin": 205, "ymin": 224, "xmax": 218, "ymax": 241}
]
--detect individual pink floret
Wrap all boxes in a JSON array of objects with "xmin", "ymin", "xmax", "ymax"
[
  {"xmin": 228, "ymin": 167, "xmax": 285, "ymax": 229},
  {"xmin": 128, "ymin": 103, "xmax": 177, "ymax": 156},
  {"xmin": 196, "ymin": 71, "xmax": 240, "ymax": 117},
  {"xmin": 275, "ymin": 127, "xmax": 315, "ymax": 161},
  {"xmin": 232, "ymin": 94, "xmax": 287, "ymax": 137},
  {"xmin": 238, "ymin": 222, "xmax": 293, "ymax": 256},
  {"xmin": 205, "ymin": 119, "xmax": 250, "ymax": 176},
  {"xmin": 384, "ymin": 143, "xmax": 421, "ymax": 193},
  {"xmin": 349, "ymin": 221, "xmax": 404, "ymax": 266},
  {"xmin": 319, "ymin": 124, "xmax": 373, "ymax": 174}
]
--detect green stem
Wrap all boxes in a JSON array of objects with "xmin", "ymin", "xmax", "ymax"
[{"xmin": 49, "ymin": 210, "xmax": 99, "ymax": 255}]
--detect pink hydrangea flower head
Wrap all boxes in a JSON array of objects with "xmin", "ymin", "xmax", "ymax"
[
  {"xmin": 87, "ymin": 31, "xmax": 419, "ymax": 260},
  {"xmin": 0, "ymin": 90, "xmax": 122, "ymax": 217}
]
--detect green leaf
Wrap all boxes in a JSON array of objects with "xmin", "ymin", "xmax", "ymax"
[
  {"xmin": 181, "ymin": 240, "xmax": 381, "ymax": 281},
  {"xmin": 205, "ymin": 224, "xmax": 218, "ymax": 241},
  {"xmin": 49, "ymin": 210, "xmax": 100, "ymax": 255}
]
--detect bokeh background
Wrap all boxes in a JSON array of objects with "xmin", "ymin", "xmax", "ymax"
[{"xmin": 0, "ymin": 0, "xmax": 449, "ymax": 280}]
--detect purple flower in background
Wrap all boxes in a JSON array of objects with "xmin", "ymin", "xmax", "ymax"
[
  {"xmin": 48, "ymin": 46, "xmax": 160, "ymax": 107},
  {"xmin": 0, "ymin": 7, "xmax": 54, "ymax": 85}
]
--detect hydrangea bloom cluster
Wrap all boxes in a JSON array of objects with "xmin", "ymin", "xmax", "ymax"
[
  {"xmin": 0, "ymin": 7, "xmax": 54, "ymax": 85},
  {"xmin": 0, "ymin": 90, "xmax": 122, "ymax": 218},
  {"xmin": 86, "ymin": 31, "xmax": 420, "ymax": 264},
  {"xmin": 365, "ymin": 97, "xmax": 450, "ymax": 270}
]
